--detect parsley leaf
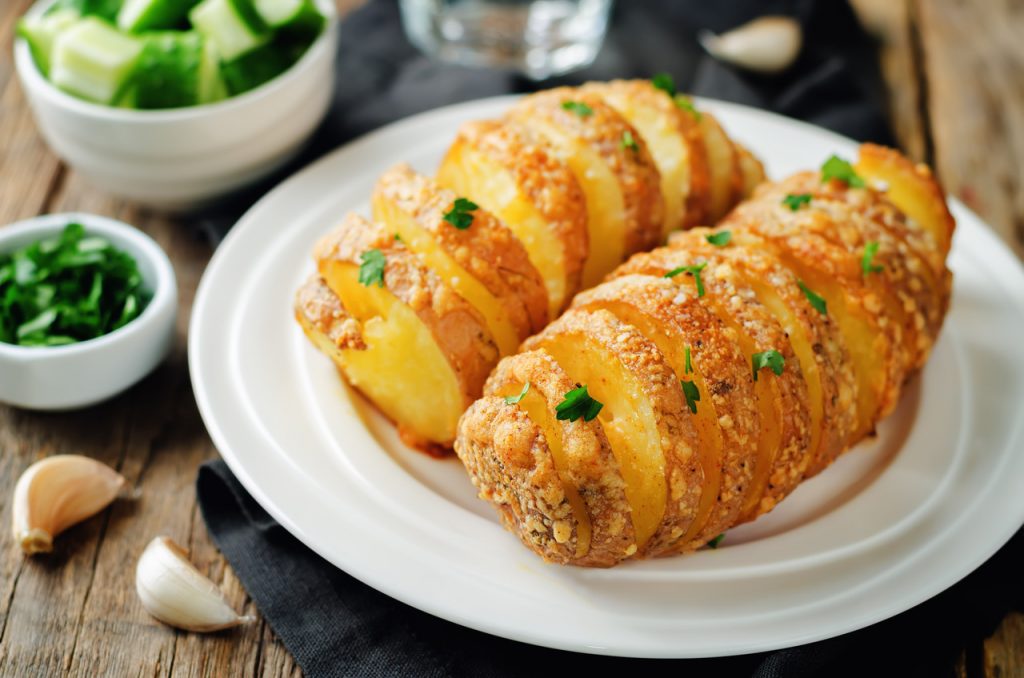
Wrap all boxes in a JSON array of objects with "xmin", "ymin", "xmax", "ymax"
[
  {"xmin": 707, "ymin": 533, "xmax": 726, "ymax": 549},
  {"xmin": 0, "ymin": 222, "xmax": 148, "ymax": 347},
  {"xmin": 442, "ymin": 197, "xmax": 479, "ymax": 230},
  {"xmin": 621, "ymin": 130, "xmax": 639, "ymax": 152},
  {"xmin": 651, "ymin": 72, "xmax": 676, "ymax": 96},
  {"xmin": 752, "ymin": 350, "xmax": 785, "ymax": 381},
  {"xmin": 504, "ymin": 381, "xmax": 530, "ymax": 405},
  {"xmin": 705, "ymin": 230, "xmax": 731, "ymax": 247},
  {"xmin": 782, "ymin": 193, "xmax": 812, "ymax": 211},
  {"xmin": 685, "ymin": 345, "xmax": 693, "ymax": 374},
  {"xmin": 821, "ymin": 155, "xmax": 865, "ymax": 188},
  {"xmin": 555, "ymin": 384, "xmax": 603, "ymax": 422},
  {"xmin": 861, "ymin": 241, "xmax": 884, "ymax": 274},
  {"xmin": 681, "ymin": 379, "xmax": 700, "ymax": 414},
  {"xmin": 798, "ymin": 280, "xmax": 827, "ymax": 315},
  {"xmin": 358, "ymin": 249, "xmax": 386, "ymax": 287},
  {"xmin": 561, "ymin": 100, "xmax": 593, "ymax": 117},
  {"xmin": 664, "ymin": 262, "xmax": 708, "ymax": 297},
  {"xmin": 673, "ymin": 94, "xmax": 702, "ymax": 120}
]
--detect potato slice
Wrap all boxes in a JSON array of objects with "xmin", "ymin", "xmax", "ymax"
[
  {"xmin": 735, "ymin": 142, "xmax": 767, "ymax": 198},
  {"xmin": 507, "ymin": 88, "xmax": 664, "ymax": 288},
  {"xmin": 436, "ymin": 120, "xmax": 588, "ymax": 316},
  {"xmin": 610, "ymin": 238, "xmax": 813, "ymax": 521},
  {"xmin": 699, "ymin": 112, "xmax": 744, "ymax": 223},
  {"xmin": 307, "ymin": 215, "xmax": 499, "ymax": 449},
  {"xmin": 524, "ymin": 307, "xmax": 702, "ymax": 554},
  {"xmin": 569, "ymin": 276, "xmax": 760, "ymax": 552},
  {"xmin": 372, "ymin": 164, "xmax": 548, "ymax": 356},
  {"xmin": 855, "ymin": 143, "xmax": 955, "ymax": 259},
  {"xmin": 457, "ymin": 350, "xmax": 635, "ymax": 567},
  {"xmin": 582, "ymin": 79, "xmax": 712, "ymax": 234}
]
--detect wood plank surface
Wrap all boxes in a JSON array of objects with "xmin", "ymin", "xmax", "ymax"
[{"xmin": 0, "ymin": 0, "xmax": 1022, "ymax": 676}]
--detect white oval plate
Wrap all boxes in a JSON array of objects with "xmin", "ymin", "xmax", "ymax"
[{"xmin": 189, "ymin": 96, "xmax": 1024, "ymax": 658}]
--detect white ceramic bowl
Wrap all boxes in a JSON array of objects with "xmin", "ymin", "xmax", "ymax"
[
  {"xmin": 13, "ymin": 0, "xmax": 339, "ymax": 211},
  {"xmin": 0, "ymin": 213, "xmax": 177, "ymax": 410}
]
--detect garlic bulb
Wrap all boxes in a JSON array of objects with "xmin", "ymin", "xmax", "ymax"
[
  {"xmin": 698, "ymin": 16, "xmax": 803, "ymax": 74},
  {"xmin": 136, "ymin": 536, "xmax": 254, "ymax": 632},
  {"xmin": 12, "ymin": 455, "xmax": 126, "ymax": 555}
]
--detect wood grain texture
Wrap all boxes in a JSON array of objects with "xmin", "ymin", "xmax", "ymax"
[{"xmin": 0, "ymin": 0, "xmax": 1020, "ymax": 675}]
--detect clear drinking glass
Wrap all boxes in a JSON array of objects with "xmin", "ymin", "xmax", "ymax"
[{"xmin": 398, "ymin": 0, "xmax": 613, "ymax": 80}]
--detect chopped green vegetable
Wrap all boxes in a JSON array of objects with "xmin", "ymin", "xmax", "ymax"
[
  {"xmin": 651, "ymin": 72, "xmax": 675, "ymax": 96},
  {"xmin": 673, "ymin": 94, "xmax": 702, "ymax": 120},
  {"xmin": 17, "ymin": 8, "xmax": 80, "ymax": 77},
  {"xmin": 681, "ymin": 379, "xmax": 700, "ymax": 414},
  {"xmin": 253, "ymin": 0, "xmax": 323, "ymax": 32},
  {"xmin": 48, "ymin": 0, "xmax": 121, "ymax": 22},
  {"xmin": 190, "ymin": 0, "xmax": 269, "ymax": 61},
  {"xmin": 782, "ymin": 193, "xmax": 812, "ymax": 211},
  {"xmin": 134, "ymin": 31, "xmax": 226, "ymax": 109},
  {"xmin": 118, "ymin": 0, "xmax": 200, "ymax": 33},
  {"xmin": 50, "ymin": 17, "xmax": 143, "ymax": 104},
  {"xmin": 752, "ymin": 350, "xmax": 785, "ymax": 381},
  {"xmin": 560, "ymin": 100, "xmax": 593, "ymax": 117},
  {"xmin": 707, "ymin": 533, "xmax": 725, "ymax": 549},
  {"xmin": 443, "ymin": 198, "xmax": 478, "ymax": 230},
  {"xmin": 798, "ymin": 280, "xmax": 827, "ymax": 315},
  {"xmin": 621, "ymin": 130, "xmax": 639, "ymax": 152},
  {"xmin": 861, "ymin": 241, "xmax": 884, "ymax": 274},
  {"xmin": 0, "ymin": 222, "xmax": 149, "ymax": 347},
  {"xmin": 705, "ymin": 231, "xmax": 731, "ymax": 247},
  {"xmin": 684, "ymin": 345, "xmax": 693, "ymax": 374},
  {"xmin": 664, "ymin": 262, "xmax": 707, "ymax": 297},
  {"xmin": 504, "ymin": 382, "xmax": 530, "ymax": 405},
  {"xmin": 821, "ymin": 155, "xmax": 865, "ymax": 188},
  {"xmin": 357, "ymin": 249, "xmax": 385, "ymax": 288},
  {"xmin": 555, "ymin": 385, "xmax": 603, "ymax": 422}
]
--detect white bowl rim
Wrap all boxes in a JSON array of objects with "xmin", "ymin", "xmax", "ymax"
[
  {"xmin": 0, "ymin": 213, "xmax": 177, "ymax": 360},
  {"xmin": 14, "ymin": 0, "xmax": 339, "ymax": 124}
]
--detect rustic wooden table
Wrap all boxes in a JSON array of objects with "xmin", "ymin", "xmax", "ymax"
[{"xmin": 0, "ymin": 0, "xmax": 1021, "ymax": 675}]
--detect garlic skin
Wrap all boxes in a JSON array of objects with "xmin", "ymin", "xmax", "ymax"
[
  {"xmin": 136, "ymin": 536, "xmax": 254, "ymax": 632},
  {"xmin": 699, "ymin": 16, "xmax": 803, "ymax": 74},
  {"xmin": 12, "ymin": 455, "xmax": 126, "ymax": 555}
]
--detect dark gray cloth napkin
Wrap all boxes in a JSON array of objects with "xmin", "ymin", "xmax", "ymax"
[{"xmin": 196, "ymin": 1, "xmax": 1024, "ymax": 675}]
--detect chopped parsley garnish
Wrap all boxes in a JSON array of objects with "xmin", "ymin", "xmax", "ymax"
[
  {"xmin": 621, "ymin": 130, "xmax": 639, "ymax": 152},
  {"xmin": 0, "ymin": 222, "xmax": 149, "ymax": 347},
  {"xmin": 442, "ymin": 197, "xmax": 479, "ymax": 230},
  {"xmin": 393, "ymin": 233, "xmax": 402, "ymax": 241},
  {"xmin": 782, "ymin": 193, "xmax": 812, "ymax": 211},
  {"xmin": 752, "ymin": 350, "xmax": 785, "ymax": 381},
  {"xmin": 685, "ymin": 345, "xmax": 693, "ymax": 374},
  {"xmin": 555, "ymin": 384, "xmax": 603, "ymax": 422},
  {"xmin": 664, "ymin": 262, "xmax": 707, "ymax": 297},
  {"xmin": 651, "ymin": 72, "xmax": 676, "ymax": 95},
  {"xmin": 798, "ymin": 280, "xmax": 827, "ymax": 315},
  {"xmin": 861, "ymin": 241, "xmax": 884, "ymax": 274},
  {"xmin": 681, "ymin": 379, "xmax": 700, "ymax": 414},
  {"xmin": 504, "ymin": 382, "xmax": 530, "ymax": 405},
  {"xmin": 820, "ymin": 155, "xmax": 865, "ymax": 188},
  {"xmin": 673, "ymin": 95, "xmax": 702, "ymax": 120},
  {"xmin": 561, "ymin": 100, "xmax": 593, "ymax": 117},
  {"xmin": 705, "ymin": 230, "xmax": 731, "ymax": 247},
  {"xmin": 358, "ymin": 249, "xmax": 386, "ymax": 287},
  {"xmin": 707, "ymin": 533, "xmax": 726, "ymax": 549}
]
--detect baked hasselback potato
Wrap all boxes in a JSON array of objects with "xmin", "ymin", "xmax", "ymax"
[
  {"xmin": 296, "ymin": 80, "xmax": 762, "ymax": 449},
  {"xmin": 456, "ymin": 144, "xmax": 956, "ymax": 566}
]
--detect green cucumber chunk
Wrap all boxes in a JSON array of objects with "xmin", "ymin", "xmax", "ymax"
[
  {"xmin": 117, "ymin": 0, "xmax": 199, "ymax": 32},
  {"xmin": 47, "ymin": 0, "xmax": 122, "ymax": 22},
  {"xmin": 134, "ymin": 31, "xmax": 224, "ymax": 108},
  {"xmin": 189, "ymin": 0, "xmax": 268, "ymax": 61},
  {"xmin": 219, "ymin": 27, "xmax": 312, "ymax": 95},
  {"xmin": 18, "ymin": 8, "xmax": 81, "ymax": 77},
  {"xmin": 253, "ymin": 0, "xmax": 322, "ymax": 32},
  {"xmin": 50, "ymin": 17, "xmax": 143, "ymax": 104}
]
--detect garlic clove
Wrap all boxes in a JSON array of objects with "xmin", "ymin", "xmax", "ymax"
[
  {"xmin": 12, "ymin": 455, "xmax": 126, "ymax": 555},
  {"xmin": 136, "ymin": 536, "xmax": 254, "ymax": 632},
  {"xmin": 698, "ymin": 16, "xmax": 803, "ymax": 74}
]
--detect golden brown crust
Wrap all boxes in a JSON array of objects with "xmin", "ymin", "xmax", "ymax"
[
  {"xmin": 508, "ymin": 88, "xmax": 665, "ymax": 255},
  {"xmin": 313, "ymin": 213, "xmax": 499, "ymax": 410},
  {"xmin": 457, "ymin": 350, "xmax": 635, "ymax": 566},
  {"xmin": 294, "ymin": 274, "xmax": 365, "ymax": 352},
  {"xmin": 373, "ymin": 164, "xmax": 549, "ymax": 338},
  {"xmin": 441, "ymin": 119, "xmax": 588, "ymax": 312}
]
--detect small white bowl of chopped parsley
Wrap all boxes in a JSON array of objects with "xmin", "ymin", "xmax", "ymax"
[
  {"xmin": 13, "ymin": 0, "xmax": 338, "ymax": 210},
  {"xmin": 0, "ymin": 213, "xmax": 177, "ymax": 410}
]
